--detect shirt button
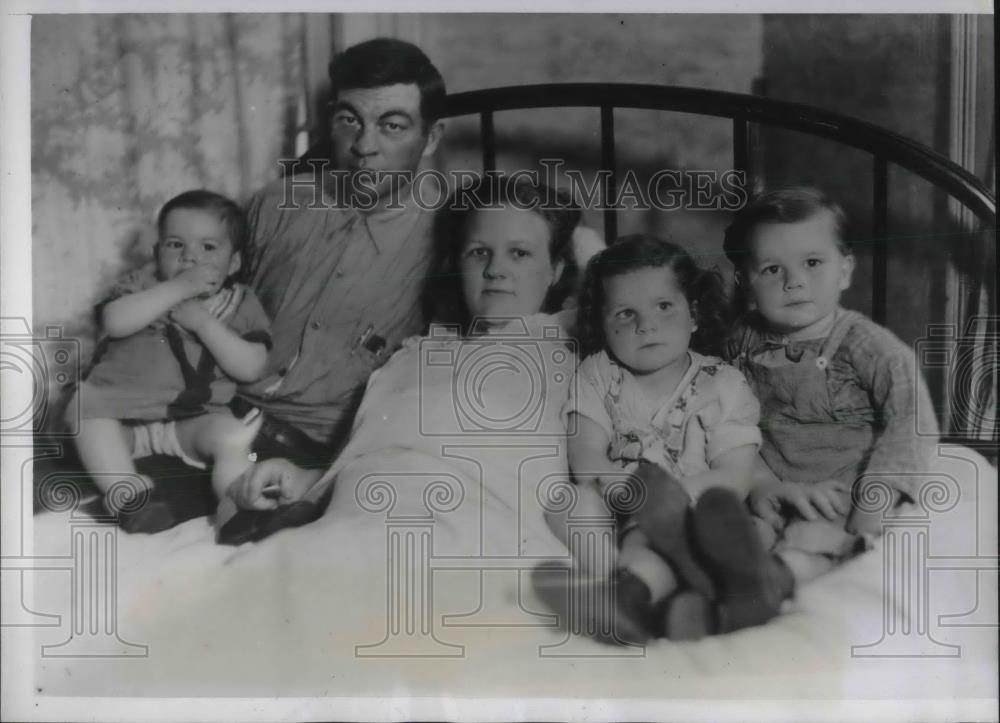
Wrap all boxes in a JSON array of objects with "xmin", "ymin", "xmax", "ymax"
[
  {"xmin": 310, "ymin": 321, "xmax": 321, "ymax": 330},
  {"xmin": 335, "ymin": 270, "xmax": 344, "ymax": 279}
]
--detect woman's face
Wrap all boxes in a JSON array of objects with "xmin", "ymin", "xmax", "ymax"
[{"xmin": 460, "ymin": 207, "xmax": 564, "ymax": 325}]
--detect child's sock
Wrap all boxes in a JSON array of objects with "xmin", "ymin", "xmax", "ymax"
[
  {"xmin": 530, "ymin": 563, "xmax": 657, "ymax": 647},
  {"xmin": 609, "ymin": 568, "xmax": 661, "ymax": 644},
  {"xmin": 631, "ymin": 461, "xmax": 716, "ymax": 599},
  {"xmin": 692, "ymin": 487, "xmax": 790, "ymax": 633}
]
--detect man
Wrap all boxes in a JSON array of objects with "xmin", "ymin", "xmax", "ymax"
[{"xmin": 218, "ymin": 38, "xmax": 446, "ymax": 543}]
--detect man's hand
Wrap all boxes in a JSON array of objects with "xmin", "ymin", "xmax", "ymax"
[
  {"xmin": 169, "ymin": 299, "xmax": 215, "ymax": 335},
  {"xmin": 749, "ymin": 478, "xmax": 851, "ymax": 528},
  {"xmin": 171, "ymin": 265, "xmax": 222, "ymax": 300},
  {"xmin": 229, "ymin": 459, "xmax": 323, "ymax": 510}
]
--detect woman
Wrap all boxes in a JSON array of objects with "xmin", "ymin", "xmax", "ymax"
[{"xmin": 232, "ymin": 177, "xmax": 588, "ymax": 551}]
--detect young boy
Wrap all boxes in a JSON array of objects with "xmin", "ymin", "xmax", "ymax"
[
  {"xmin": 70, "ymin": 190, "xmax": 271, "ymax": 537},
  {"xmin": 723, "ymin": 187, "xmax": 939, "ymax": 584}
]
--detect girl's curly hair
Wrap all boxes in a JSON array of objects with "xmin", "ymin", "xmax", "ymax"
[{"xmin": 577, "ymin": 234, "xmax": 731, "ymax": 359}]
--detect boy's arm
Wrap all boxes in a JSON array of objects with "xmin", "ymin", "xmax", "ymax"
[
  {"xmin": 102, "ymin": 277, "xmax": 190, "ymax": 338},
  {"xmin": 170, "ymin": 301, "xmax": 268, "ymax": 382},
  {"xmin": 864, "ymin": 341, "xmax": 938, "ymax": 475},
  {"xmin": 846, "ymin": 336, "xmax": 937, "ymax": 535},
  {"xmin": 102, "ymin": 267, "xmax": 218, "ymax": 338}
]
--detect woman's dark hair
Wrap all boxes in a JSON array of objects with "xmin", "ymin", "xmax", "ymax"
[
  {"xmin": 577, "ymin": 234, "xmax": 730, "ymax": 358},
  {"xmin": 723, "ymin": 186, "xmax": 851, "ymax": 272},
  {"xmin": 328, "ymin": 38, "xmax": 446, "ymax": 127},
  {"xmin": 422, "ymin": 175, "xmax": 581, "ymax": 333},
  {"xmin": 155, "ymin": 189, "xmax": 249, "ymax": 283}
]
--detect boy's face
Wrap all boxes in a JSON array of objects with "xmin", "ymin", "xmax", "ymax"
[
  {"xmin": 745, "ymin": 209, "xmax": 854, "ymax": 338},
  {"xmin": 602, "ymin": 266, "xmax": 696, "ymax": 376},
  {"xmin": 329, "ymin": 83, "xmax": 443, "ymax": 204},
  {"xmin": 156, "ymin": 208, "xmax": 240, "ymax": 295}
]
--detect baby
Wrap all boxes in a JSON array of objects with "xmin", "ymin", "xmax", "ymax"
[
  {"xmin": 723, "ymin": 187, "xmax": 939, "ymax": 585},
  {"xmin": 562, "ymin": 235, "xmax": 793, "ymax": 643},
  {"xmin": 69, "ymin": 190, "xmax": 271, "ymax": 537}
]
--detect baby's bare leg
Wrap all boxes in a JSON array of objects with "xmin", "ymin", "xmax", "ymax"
[
  {"xmin": 74, "ymin": 418, "xmax": 146, "ymax": 495},
  {"xmin": 74, "ymin": 418, "xmax": 169, "ymax": 531}
]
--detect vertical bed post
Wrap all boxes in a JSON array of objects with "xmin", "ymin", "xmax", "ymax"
[
  {"xmin": 480, "ymin": 111, "xmax": 496, "ymax": 173},
  {"xmin": 600, "ymin": 105, "xmax": 618, "ymax": 244},
  {"xmin": 733, "ymin": 116, "xmax": 755, "ymax": 197},
  {"xmin": 872, "ymin": 156, "xmax": 889, "ymax": 326}
]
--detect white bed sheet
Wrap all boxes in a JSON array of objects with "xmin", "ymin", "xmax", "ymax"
[{"xmin": 30, "ymin": 444, "xmax": 997, "ymax": 707}]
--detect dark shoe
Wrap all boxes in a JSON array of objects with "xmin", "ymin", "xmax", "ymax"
[
  {"xmin": 216, "ymin": 501, "xmax": 324, "ymax": 546},
  {"xmin": 530, "ymin": 563, "xmax": 660, "ymax": 647},
  {"xmin": 135, "ymin": 455, "xmax": 217, "ymax": 524},
  {"xmin": 118, "ymin": 501, "xmax": 177, "ymax": 535},
  {"xmin": 631, "ymin": 461, "xmax": 716, "ymax": 599},
  {"xmin": 608, "ymin": 568, "xmax": 661, "ymax": 645},
  {"xmin": 663, "ymin": 590, "xmax": 717, "ymax": 641},
  {"xmin": 692, "ymin": 487, "xmax": 791, "ymax": 633},
  {"xmin": 103, "ymin": 475, "xmax": 178, "ymax": 534}
]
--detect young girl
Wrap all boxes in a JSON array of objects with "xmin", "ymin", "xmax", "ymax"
[
  {"xmin": 565, "ymin": 235, "xmax": 793, "ymax": 644},
  {"xmin": 723, "ymin": 187, "xmax": 939, "ymax": 585},
  {"xmin": 69, "ymin": 190, "xmax": 271, "ymax": 537}
]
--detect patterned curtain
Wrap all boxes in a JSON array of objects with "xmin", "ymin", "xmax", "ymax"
[{"xmin": 31, "ymin": 14, "xmax": 306, "ymax": 358}]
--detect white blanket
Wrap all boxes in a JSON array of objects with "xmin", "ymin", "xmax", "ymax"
[{"xmin": 29, "ymin": 318, "xmax": 998, "ymax": 710}]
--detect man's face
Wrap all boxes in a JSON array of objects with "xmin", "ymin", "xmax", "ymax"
[{"xmin": 329, "ymin": 83, "xmax": 442, "ymax": 204}]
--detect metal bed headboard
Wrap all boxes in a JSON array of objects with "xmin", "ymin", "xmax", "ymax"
[
  {"xmin": 440, "ymin": 83, "xmax": 997, "ymax": 454},
  {"xmin": 302, "ymin": 82, "xmax": 997, "ymax": 452}
]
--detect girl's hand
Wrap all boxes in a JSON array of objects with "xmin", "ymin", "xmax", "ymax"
[
  {"xmin": 169, "ymin": 299, "xmax": 215, "ymax": 335},
  {"xmin": 171, "ymin": 265, "xmax": 222, "ymax": 299},
  {"xmin": 749, "ymin": 478, "xmax": 851, "ymax": 527}
]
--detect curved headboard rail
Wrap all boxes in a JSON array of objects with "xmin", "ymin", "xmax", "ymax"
[
  {"xmin": 300, "ymin": 82, "xmax": 996, "ymax": 450},
  {"xmin": 441, "ymin": 83, "xmax": 997, "ymax": 451},
  {"xmin": 443, "ymin": 82, "xmax": 996, "ymax": 225}
]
